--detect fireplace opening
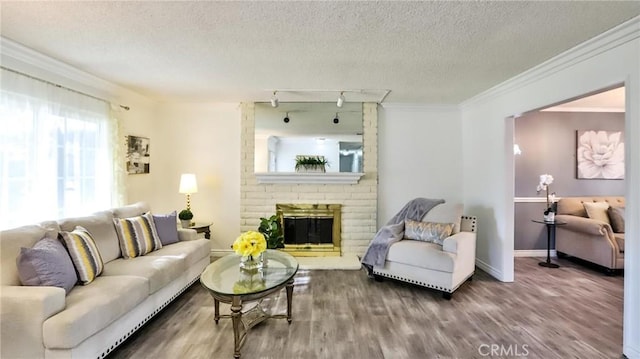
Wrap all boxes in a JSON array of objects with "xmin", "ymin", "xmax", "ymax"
[
  {"xmin": 276, "ymin": 203, "xmax": 341, "ymax": 257},
  {"xmin": 284, "ymin": 217, "xmax": 333, "ymax": 245}
]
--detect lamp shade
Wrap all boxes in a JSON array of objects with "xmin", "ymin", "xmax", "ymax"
[{"xmin": 179, "ymin": 174, "xmax": 198, "ymax": 194}]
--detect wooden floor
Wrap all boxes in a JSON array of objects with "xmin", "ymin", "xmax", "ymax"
[{"xmin": 108, "ymin": 257, "xmax": 624, "ymax": 359}]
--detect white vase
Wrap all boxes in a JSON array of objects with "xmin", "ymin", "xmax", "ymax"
[
  {"xmin": 296, "ymin": 164, "xmax": 326, "ymax": 173},
  {"xmin": 181, "ymin": 220, "xmax": 191, "ymax": 228}
]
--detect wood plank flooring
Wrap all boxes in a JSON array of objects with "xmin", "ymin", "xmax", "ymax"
[{"xmin": 108, "ymin": 258, "xmax": 624, "ymax": 359}]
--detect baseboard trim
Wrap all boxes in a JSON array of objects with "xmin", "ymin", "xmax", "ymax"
[
  {"xmin": 623, "ymin": 344, "xmax": 640, "ymax": 359},
  {"xmin": 210, "ymin": 249, "xmax": 233, "ymax": 258},
  {"xmin": 515, "ymin": 250, "xmax": 557, "ymax": 258},
  {"xmin": 475, "ymin": 258, "xmax": 504, "ymax": 281}
]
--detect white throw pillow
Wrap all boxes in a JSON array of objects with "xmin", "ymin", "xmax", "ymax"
[{"xmin": 584, "ymin": 202, "xmax": 610, "ymax": 224}]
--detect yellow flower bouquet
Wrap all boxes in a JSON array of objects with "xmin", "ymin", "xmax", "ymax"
[{"xmin": 232, "ymin": 231, "xmax": 267, "ymax": 270}]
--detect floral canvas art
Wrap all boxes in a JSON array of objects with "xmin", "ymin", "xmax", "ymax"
[{"xmin": 577, "ymin": 130, "xmax": 624, "ymax": 179}]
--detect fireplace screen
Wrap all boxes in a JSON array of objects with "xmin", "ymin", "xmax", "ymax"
[
  {"xmin": 276, "ymin": 203, "xmax": 341, "ymax": 256},
  {"xmin": 283, "ymin": 217, "xmax": 333, "ymax": 245}
]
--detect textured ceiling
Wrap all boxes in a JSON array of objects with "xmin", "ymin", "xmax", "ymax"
[{"xmin": 1, "ymin": 1, "xmax": 639, "ymax": 103}]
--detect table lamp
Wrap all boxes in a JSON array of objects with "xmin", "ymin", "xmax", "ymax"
[{"xmin": 179, "ymin": 173, "xmax": 198, "ymax": 216}]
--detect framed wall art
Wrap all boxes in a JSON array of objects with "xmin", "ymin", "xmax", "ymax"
[
  {"xmin": 126, "ymin": 135, "xmax": 150, "ymax": 174},
  {"xmin": 576, "ymin": 130, "xmax": 624, "ymax": 179}
]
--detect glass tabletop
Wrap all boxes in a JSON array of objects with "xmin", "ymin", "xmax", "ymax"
[{"xmin": 200, "ymin": 249, "xmax": 299, "ymax": 297}]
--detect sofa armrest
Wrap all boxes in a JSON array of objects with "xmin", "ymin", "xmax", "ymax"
[
  {"xmin": 177, "ymin": 228, "xmax": 198, "ymax": 241},
  {"xmin": 555, "ymin": 215, "xmax": 611, "ymax": 236},
  {"xmin": 442, "ymin": 231, "xmax": 476, "ymax": 254},
  {"xmin": 1, "ymin": 286, "xmax": 66, "ymax": 358}
]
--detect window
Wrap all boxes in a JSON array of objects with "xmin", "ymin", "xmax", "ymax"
[{"xmin": 0, "ymin": 68, "xmax": 120, "ymax": 229}]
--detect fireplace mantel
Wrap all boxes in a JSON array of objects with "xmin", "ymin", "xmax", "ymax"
[{"xmin": 255, "ymin": 172, "xmax": 364, "ymax": 184}]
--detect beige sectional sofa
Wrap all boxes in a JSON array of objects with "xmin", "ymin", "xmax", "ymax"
[
  {"xmin": 555, "ymin": 196, "xmax": 625, "ymax": 272},
  {"xmin": 0, "ymin": 202, "xmax": 211, "ymax": 358}
]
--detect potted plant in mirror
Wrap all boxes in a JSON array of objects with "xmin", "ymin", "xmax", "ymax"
[
  {"xmin": 258, "ymin": 214, "xmax": 284, "ymax": 249},
  {"xmin": 178, "ymin": 209, "xmax": 193, "ymax": 228},
  {"xmin": 295, "ymin": 155, "xmax": 328, "ymax": 173}
]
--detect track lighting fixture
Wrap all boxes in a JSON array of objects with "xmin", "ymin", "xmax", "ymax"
[
  {"xmin": 283, "ymin": 112, "xmax": 290, "ymax": 123},
  {"xmin": 270, "ymin": 91, "xmax": 279, "ymax": 108},
  {"xmin": 336, "ymin": 92, "xmax": 345, "ymax": 108},
  {"xmin": 333, "ymin": 113, "xmax": 339, "ymax": 124}
]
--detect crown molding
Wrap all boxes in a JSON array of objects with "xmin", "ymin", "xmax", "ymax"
[
  {"xmin": 460, "ymin": 16, "xmax": 640, "ymax": 109},
  {"xmin": 540, "ymin": 106, "xmax": 624, "ymax": 113},
  {"xmin": 0, "ymin": 36, "xmax": 147, "ymax": 103}
]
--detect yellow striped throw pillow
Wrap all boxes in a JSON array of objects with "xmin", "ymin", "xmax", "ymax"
[
  {"xmin": 113, "ymin": 213, "xmax": 162, "ymax": 259},
  {"xmin": 59, "ymin": 226, "xmax": 104, "ymax": 285}
]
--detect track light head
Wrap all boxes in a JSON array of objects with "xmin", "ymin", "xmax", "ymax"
[
  {"xmin": 337, "ymin": 92, "xmax": 345, "ymax": 108},
  {"xmin": 333, "ymin": 113, "xmax": 339, "ymax": 124},
  {"xmin": 270, "ymin": 91, "xmax": 279, "ymax": 108},
  {"xmin": 283, "ymin": 112, "xmax": 290, "ymax": 123}
]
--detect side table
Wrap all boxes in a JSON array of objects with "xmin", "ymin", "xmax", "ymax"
[
  {"xmin": 188, "ymin": 222, "xmax": 212, "ymax": 239},
  {"xmin": 532, "ymin": 219, "xmax": 567, "ymax": 268}
]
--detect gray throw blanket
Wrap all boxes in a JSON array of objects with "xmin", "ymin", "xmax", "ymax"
[{"xmin": 361, "ymin": 198, "xmax": 444, "ymax": 267}]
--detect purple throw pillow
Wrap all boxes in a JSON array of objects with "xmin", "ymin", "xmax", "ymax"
[
  {"xmin": 153, "ymin": 211, "xmax": 180, "ymax": 245},
  {"xmin": 16, "ymin": 237, "xmax": 78, "ymax": 294}
]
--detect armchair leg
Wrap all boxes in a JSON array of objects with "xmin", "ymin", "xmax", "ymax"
[
  {"xmin": 442, "ymin": 292, "xmax": 452, "ymax": 300},
  {"xmin": 373, "ymin": 274, "xmax": 384, "ymax": 282},
  {"xmin": 467, "ymin": 275, "xmax": 473, "ymax": 282}
]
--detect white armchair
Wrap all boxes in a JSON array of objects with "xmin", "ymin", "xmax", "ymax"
[{"xmin": 372, "ymin": 203, "xmax": 477, "ymax": 300}]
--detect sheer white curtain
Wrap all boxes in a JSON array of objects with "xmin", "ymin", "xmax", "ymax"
[{"xmin": 0, "ymin": 68, "xmax": 123, "ymax": 229}]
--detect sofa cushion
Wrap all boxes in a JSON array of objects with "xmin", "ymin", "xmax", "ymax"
[
  {"xmin": 102, "ymin": 255, "xmax": 185, "ymax": 294},
  {"xmin": 58, "ymin": 211, "xmax": 120, "ymax": 263},
  {"xmin": 387, "ymin": 240, "xmax": 456, "ymax": 273},
  {"xmin": 404, "ymin": 220, "xmax": 454, "ymax": 245},
  {"xmin": 59, "ymin": 226, "xmax": 104, "ymax": 285},
  {"xmin": 146, "ymin": 238, "xmax": 210, "ymax": 267},
  {"xmin": 557, "ymin": 197, "xmax": 625, "ymax": 216},
  {"xmin": 608, "ymin": 206, "xmax": 625, "ymax": 233},
  {"xmin": 153, "ymin": 211, "xmax": 180, "ymax": 245},
  {"xmin": 614, "ymin": 233, "xmax": 625, "ymax": 253},
  {"xmin": 111, "ymin": 201, "xmax": 151, "ymax": 219},
  {"xmin": 113, "ymin": 213, "xmax": 163, "ymax": 258},
  {"xmin": 422, "ymin": 202, "xmax": 463, "ymax": 234},
  {"xmin": 584, "ymin": 202, "xmax": 611, "ymax": 224},
  {"xmin": 1, "ymin": 224, "xmax": 59, "ymax": 286},
  {"xmin": 42, "ymin": 275, "xmax": 148, "ymax": 349},
  {"xmin": 17, "ymin": 237, "xmax": 78, "ymax": 294}
]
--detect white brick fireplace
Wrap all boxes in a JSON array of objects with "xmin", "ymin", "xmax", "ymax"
[{"xmin": 240, "ymin": 102, "xmax": 378, "ymax": 258}]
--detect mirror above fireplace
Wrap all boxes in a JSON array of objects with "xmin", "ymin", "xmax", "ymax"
[{"xmin": 254, "ymin": 102, "xmax": 363, "ymax": 174}]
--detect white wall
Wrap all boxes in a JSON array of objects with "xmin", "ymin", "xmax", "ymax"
[
  {"xmin": 150, "ymin": 102, "xmax": 241, "ymax": 251},
  {"xmin": 460, "ymin": 18, "xmax": 639, "ymax": 358},
  {"xmin": 377, "ymin": 105, "xmax": 463, "ymax": 226}
]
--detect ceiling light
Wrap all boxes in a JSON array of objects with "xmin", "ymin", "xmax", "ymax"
[
  {"xmin": 270, "ymin": 91, "xmax": 279, "ymax": 108},
  {"xmin": 283, "ymin": 112, "xmax": 290, "ymax": 123},
  {"xmin": 337, "ymin": 92, "xmax": 345, "ymax": 108},
  {"xmin": 333, "ymin": 113, "xmax": 339, "ymax": 124}
]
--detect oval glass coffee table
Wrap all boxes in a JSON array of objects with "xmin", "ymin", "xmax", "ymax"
[{"xmin": 200, "ymin": 250, "xmax": 299, "ymax": 358}]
